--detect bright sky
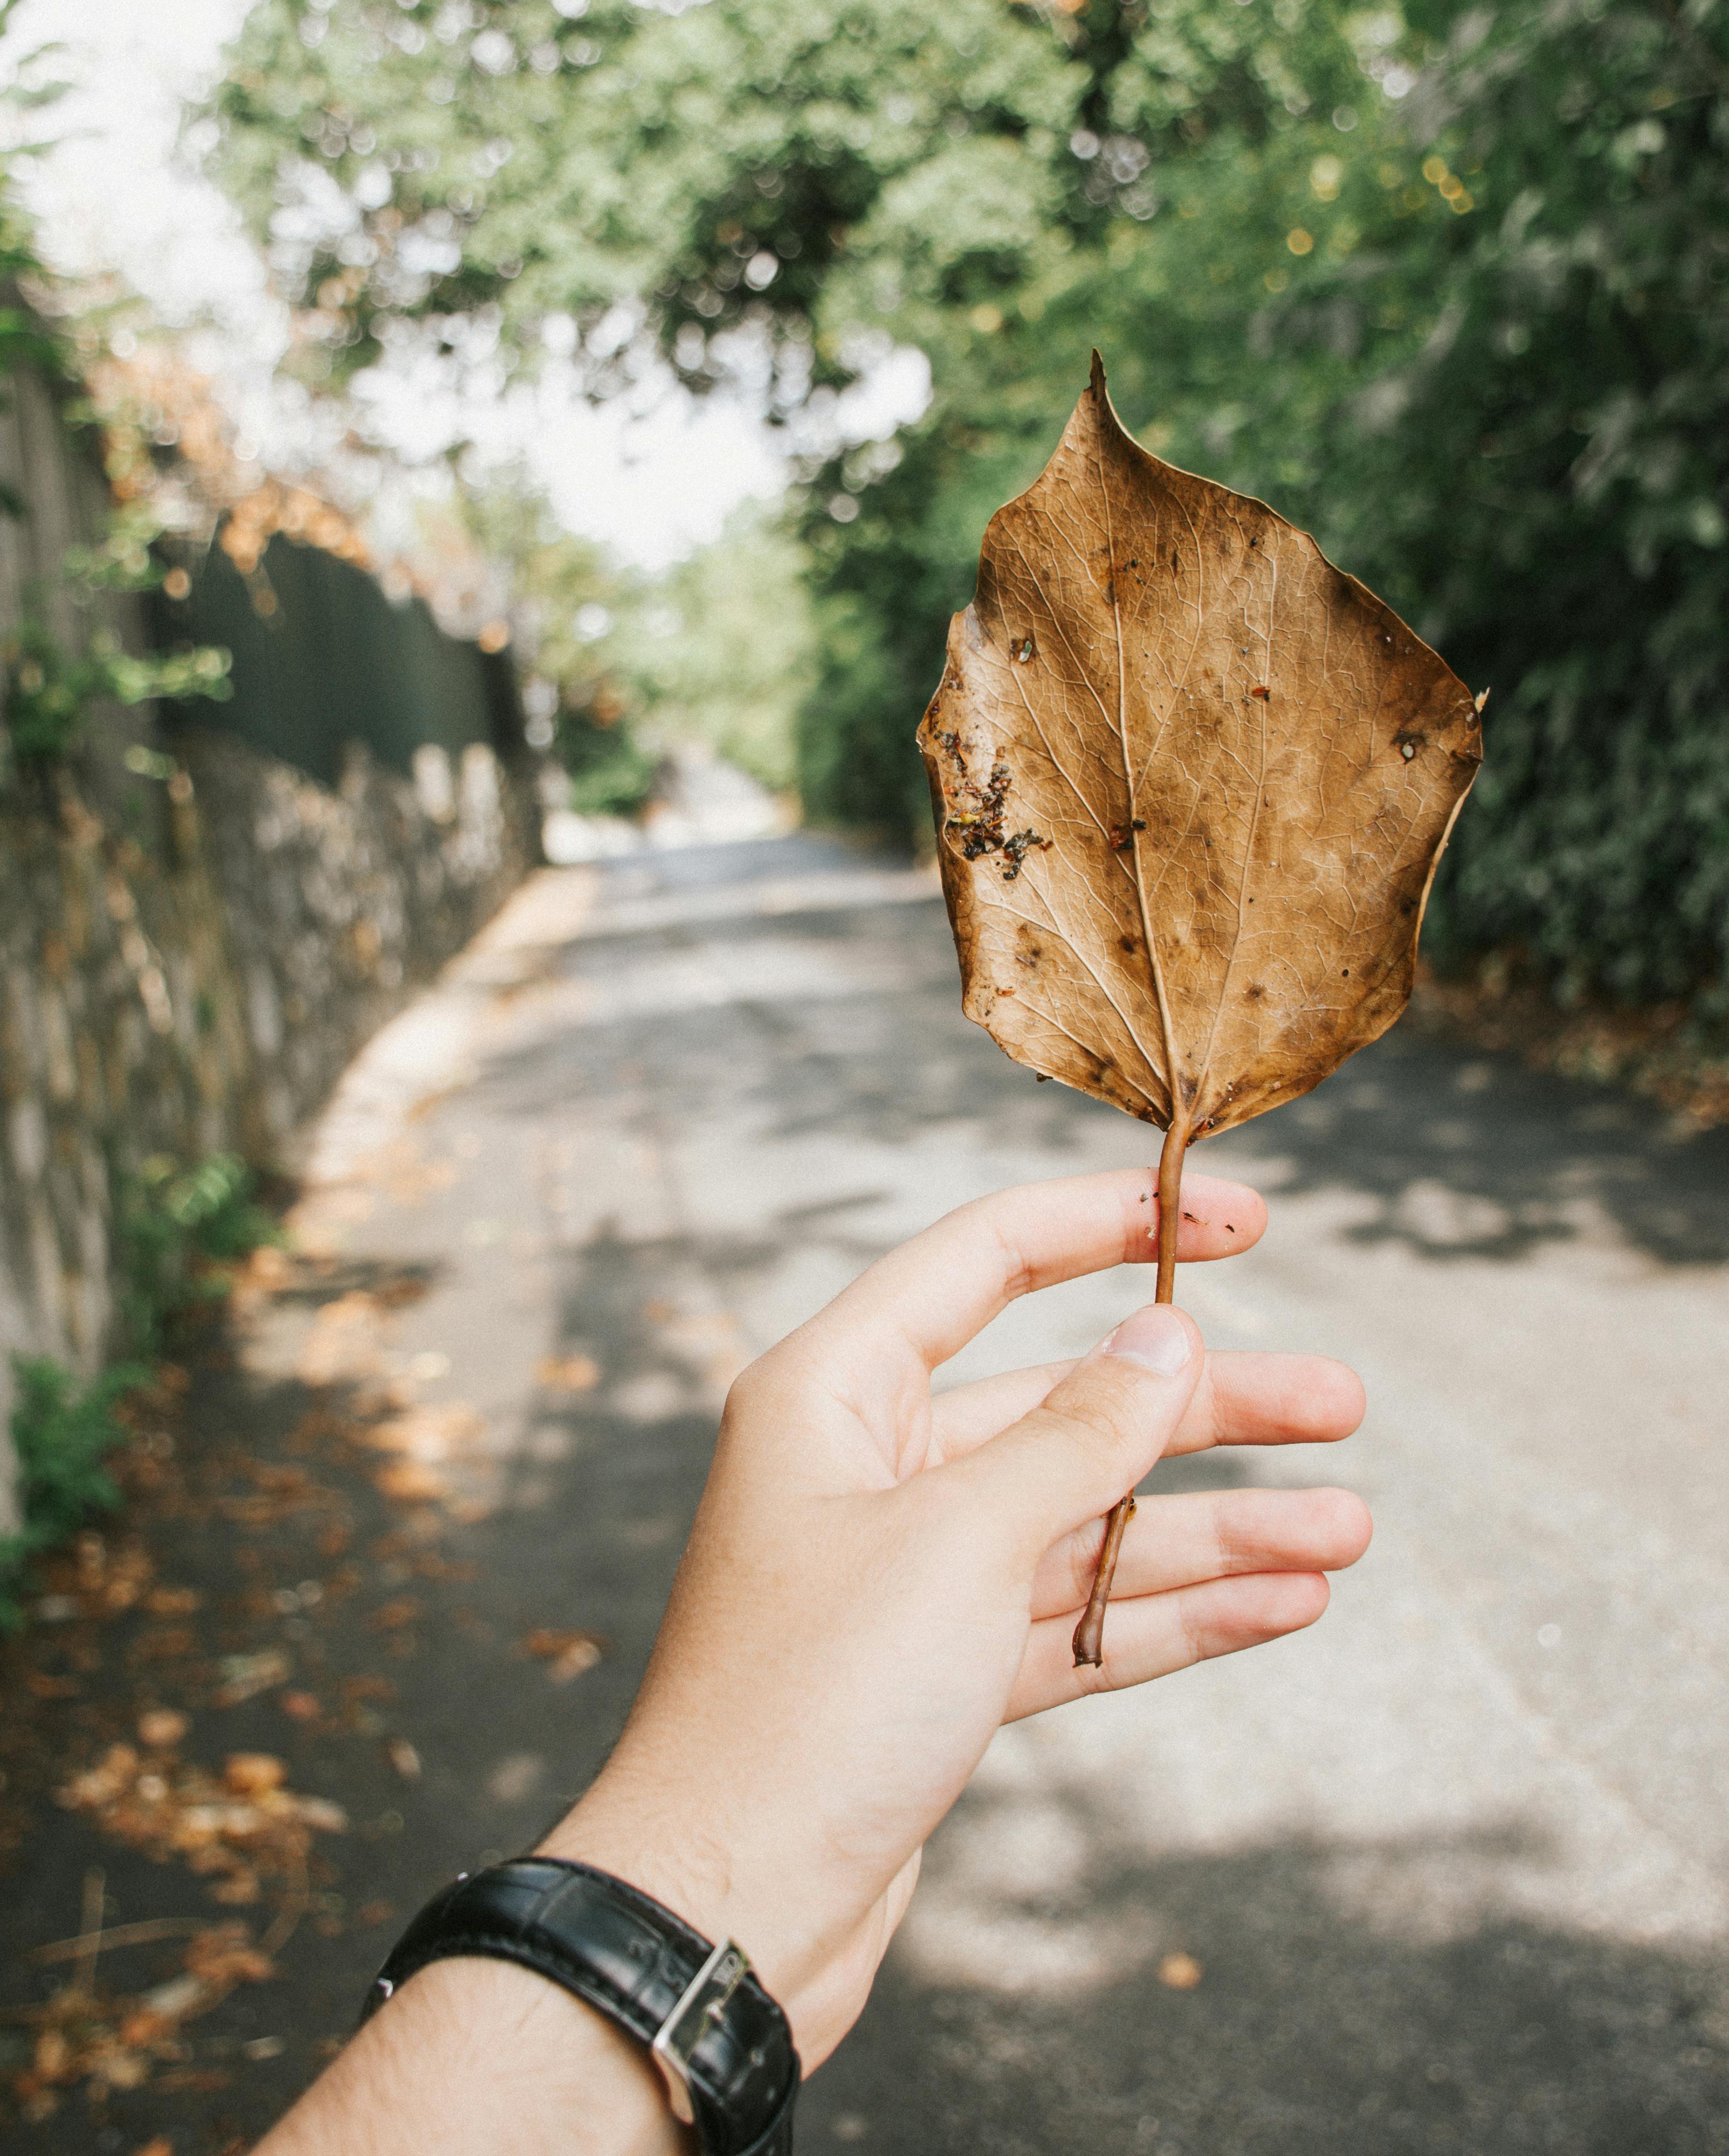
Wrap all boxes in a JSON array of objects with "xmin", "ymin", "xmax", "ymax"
[{"xmin": 0, "ymin": 0, "xmax": 926, "ymax": 568}]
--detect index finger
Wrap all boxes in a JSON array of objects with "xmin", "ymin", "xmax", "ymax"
[{"xmin": 798, "ymin": 1167, "xmax": 1264, "ymax": 1376}]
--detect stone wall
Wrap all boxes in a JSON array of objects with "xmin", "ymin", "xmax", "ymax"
[{"xmin": 0, "ymin": 728, "xmax": 540, "ymax": 1529}]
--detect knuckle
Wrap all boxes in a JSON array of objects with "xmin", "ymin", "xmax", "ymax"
[
  {"xmin": 1176, "ymin": 1593, "xmax": 1212, "ymax": 1668},
  {"xmin": 721, "ymin": 1353, "xmax": 776, "ymax": 1424},
  {"xmin": 983, "ymin": 1212, "xmax": 1038, "ymax": 1305},
  {"xmin": 1056, "ymin": 1359, "xmax": 1167, "ymax": 1450},
  {"xmin": 1210, "ymin": 1495, "xmax": 1256, "ymax": 1575},
  {"xmin": 1027, "ymin": 1396, "xmax": 1133, "ymax": 1473}
]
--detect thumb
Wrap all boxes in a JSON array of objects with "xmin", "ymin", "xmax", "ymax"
[{"xmin": 952, "ymin": 1303, "xmax": 1204, "ymax": 1552}]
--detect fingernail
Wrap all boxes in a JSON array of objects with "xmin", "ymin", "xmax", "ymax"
[{"xmin": 1101, "ymin": 1305, "xmax": 1193, "ymax": 1376}]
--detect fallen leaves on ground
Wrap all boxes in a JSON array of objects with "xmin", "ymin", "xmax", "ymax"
[
  {"xmin": 212, "ymin": 1648, "xmax": 291, "ymax": 1707},
  {"xmin": 361, "ymin": 1401, "xmax": 486, "ymax": 1507},
  {"xmin": 521, "ymin": 1628, "xmax": 605, "ymax": 1684},
  {"xmin": 218, "ymin": 1461, "xmax": 345, "ymax": 1530},
  {"xmin": 144, "ymin": 1586, "xmax": 202, "ymax": 1617},
  {"xmin": 297, "ymin": 1290, "xmax": 388, "ymax": 1387},
  {"xmin": 372, "ymin": 1460, "xmax": 450, "ymax": 1502},
  {"xmin": 57, "ymin": 1739, "xmax": 345, "ymax": 1910},
  {"xmin": 384, "ymin": 1738, "xmax": 422, "ymax": 1781},
  {"xmin": 535, "ymin": 1353, "xmax": 600, "ymax": 1392},
  {"xmin": 9, "ymin": 1919, "xmax": 278, "ymax": 2119}
]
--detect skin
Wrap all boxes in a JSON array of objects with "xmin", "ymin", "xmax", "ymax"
[{"xmin": 259, "ymin": 1167, "xmax": 1370, "ymax": 2155}]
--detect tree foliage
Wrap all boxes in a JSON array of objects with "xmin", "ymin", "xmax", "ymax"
[
  {"xmin": 609, "ymin": 504, "xmax": 815, "ymax": 793},
  {"xmin": 208, "ymin": 0, "xmax": 1729, "ymax": 1007}
]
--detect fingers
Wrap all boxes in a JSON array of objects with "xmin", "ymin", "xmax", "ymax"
[
  {"xmin": 1167, "ymin": 1352, "xmax": 1366, "ymax": 1462},
  {"xmin": 929, "ymin": 1350, "xmax": 1364, "ymax": 1467},
  {"xmin": 929, "ymin": 1362, "xmax": 1077, "ymax": 1457},
  {"xmin": 1008, "ymin": 1571, "xmax": 1333, "ymax": 1720},
  {"xmin": 798, "ymin": 1168, "xmax": 1265, "ymax": 1377},
  {"xmin": 945, "ymin": 1303, "xmax": 1204, "ymax": 1547},
  {"xmin": 1030, "ymin": 1485, "xmax": 1373, "ymax": 1621}
]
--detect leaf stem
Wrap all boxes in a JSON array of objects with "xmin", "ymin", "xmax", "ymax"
[{"xmin": 1071, "ymin": 1112, "xmax": 1191, "ymax": 1668}]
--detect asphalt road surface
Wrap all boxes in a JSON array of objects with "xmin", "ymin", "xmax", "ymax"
[{"xmin": 9, "ymin": 833, "xmax": 1729, "ymax": 2153}]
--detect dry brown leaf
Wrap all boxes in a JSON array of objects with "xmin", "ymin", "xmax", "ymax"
[
  {"xmin": 212, "ymin": 1649, "xmax": 291, "ymax": 1707},
  {"xmin": 917, "ymin": 352, "xmax": 1480, "ymax": 1144},
  {"xmin": 223, "ymin": 1753, "xmax": 287, "ymax": 1796},
  {"xmin": 373, "ymin": 1460, "xmax": 450, "ymax": 1503},
  {"xmin": 144, "ymin": 1586, "xmax": 202, "ymax": 1617},
  {"xmin": 918, "ymin": 354, "xmax": 1482, "ymax": 1661},
  {"xmin": 384, "ymin": 1738, "xmax": 423, "ymax": 1781},
  {"xmin": 363, "ymin": 1401, "xmax": 485, "ymax": 1461},
  {"xmin": 535, "ymin": 1352, "xmax": 601, "ymax": 1392},
  {"xmin": 297, "ymin": 1290, "xmax": 386, "ymax": 1386},
  {"xmin": 522, "ymin": 1627, "xmax": 606, "ymax": 1683}
]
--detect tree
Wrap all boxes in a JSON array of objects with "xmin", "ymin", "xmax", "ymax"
[{"xmin": 206, "ymin": 0, "xmax": 1729, "ymax": 1007}]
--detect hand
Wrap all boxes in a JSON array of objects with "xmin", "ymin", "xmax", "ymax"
[{"xmin": 546, "ymin": 1166, "xmax": 1370, "ymax": 2068}]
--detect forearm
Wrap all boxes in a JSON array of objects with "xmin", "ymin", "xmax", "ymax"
[{"xmin": 256, "ymin": 1954, "xmax": 688, "ymax": 2156}]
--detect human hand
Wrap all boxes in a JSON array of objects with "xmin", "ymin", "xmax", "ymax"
[{"xmin": 546, "ymin": 1167, "xmax": 1370, "ymax": 2070}]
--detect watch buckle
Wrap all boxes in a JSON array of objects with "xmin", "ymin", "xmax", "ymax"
[{"xmin": 651, "ymin": 1937, "xmax": 751, "ymax": 2126}]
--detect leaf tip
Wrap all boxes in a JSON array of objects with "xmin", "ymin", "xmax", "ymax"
[{"xmin": 1089, "ymin": 348, "xmax": 1107, "ymax": 399}]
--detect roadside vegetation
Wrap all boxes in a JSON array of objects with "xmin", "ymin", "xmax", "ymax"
[
  {"xmin": 2, "ymin": 1155, "xmax": 279, "ymax": 1628},
  {"xmin": 207, "ymin": 0, "xmax": 1729, "ymax": 1022}
]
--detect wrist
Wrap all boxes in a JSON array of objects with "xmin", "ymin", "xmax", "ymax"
[
  {"xmin": 260, "ymin": 1955, "xmax": 688, "ymax": 2155},
  {"xmin": 535, "ymin": 1772, "xmax": 837, "ymax": 2057}
]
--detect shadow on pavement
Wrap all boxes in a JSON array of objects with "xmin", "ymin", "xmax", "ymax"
[
  {"xmin": 809, "ymin": 1814, "xmax": 1729, "ymax": 2155},
  {"xmin": 482, "ymin": 859, "xmax": 1729, "ymax": 1276}
]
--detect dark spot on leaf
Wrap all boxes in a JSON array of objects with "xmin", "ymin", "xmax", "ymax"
[
  {"xmin": 1013, "ymin": 635, "xmax": 1036, "ymax": 664},
  {"xmin": 1250, "ymin": 685, "xmax": 1270, "ymax": 700},
  {"xmin": 948, "ymin": 758, "xmax": 1012, "ymax": 858},
  {"xmin": 1000, "ymin": 828, "xmax": 1052, "ymax": 880}
]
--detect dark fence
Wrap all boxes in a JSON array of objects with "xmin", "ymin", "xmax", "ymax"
[{"xmin": 155, "ymin": 528, "xmax": 523, "ymax": 786}]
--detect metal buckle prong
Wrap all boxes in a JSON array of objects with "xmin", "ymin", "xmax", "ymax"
[{"xmin": 650, "ymin": 1938, "xmax": 751, "ymax": 2126}]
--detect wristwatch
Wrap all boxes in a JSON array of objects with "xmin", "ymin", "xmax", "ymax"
[{"xmin": 361, "ymin": 1856, "xmax": 800, "ymax": 2154}]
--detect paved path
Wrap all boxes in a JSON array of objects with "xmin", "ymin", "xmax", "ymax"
[{"xmin": 9, "ymin": 833, "xmax": 1729, "ymax": 2152}]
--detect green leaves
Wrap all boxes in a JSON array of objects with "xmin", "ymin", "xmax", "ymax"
[
  {"xmin": 1, "ymin": 1358, "xmax": 143, "ymax": 1627},
  {"xmin": 203, "ymin": 0, "xmax": 1729, "ymax": 1008},
  {"xmin": 206, "ymin": 0, "xmax": 1074, "ymax": 379}
]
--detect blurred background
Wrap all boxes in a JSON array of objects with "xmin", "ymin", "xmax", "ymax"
[{"xmin": 2, "ymin": 2, "xmax": 1728, "ymax": 2151}]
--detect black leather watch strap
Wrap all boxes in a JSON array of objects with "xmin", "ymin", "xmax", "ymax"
[{"xmin": 361, "ymin": 1857, "xmax": 798, "ymax": 2155}]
